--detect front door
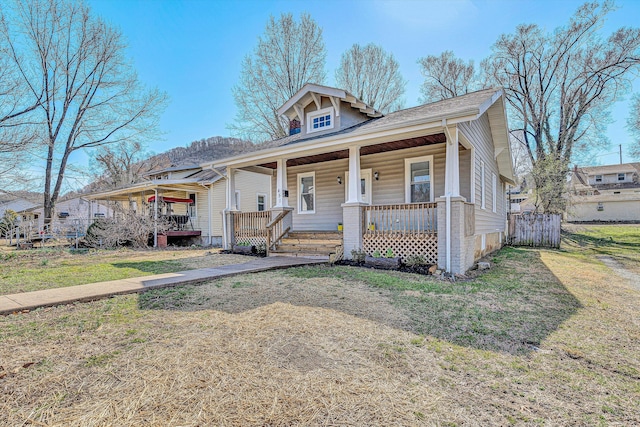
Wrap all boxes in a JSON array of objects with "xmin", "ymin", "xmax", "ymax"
[{"xmin": 344, "ymin": 168, "xmax": 372, "ymax": 204}]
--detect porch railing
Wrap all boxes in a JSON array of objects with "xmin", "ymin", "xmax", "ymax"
[
  {"xmin": 233, "ymin": 211, "xmax": 270, "ymax": 247},
  {"xmin": 266, "ymin": 209, "xmax": 292, "ymax": 253},
  {"xmin": 363, "ymin": 202, "xmax": 437, "ymax": 236},
  {"xmin": 361, "ymin": 202, "xmax": 438, "ymax": 263}
]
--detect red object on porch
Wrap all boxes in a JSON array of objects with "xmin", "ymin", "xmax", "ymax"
[{"xmin": 147, "ymin": 196, "xmax": 193, "ymax": 204}]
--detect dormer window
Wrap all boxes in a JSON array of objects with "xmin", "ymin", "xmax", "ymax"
[{"xmin": 307, "ymin": 107, "xmax": 334, "ymax": 133}]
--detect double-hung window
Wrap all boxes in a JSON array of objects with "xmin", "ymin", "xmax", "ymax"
[
  {"xmin": 405, "ymin": 156, "xmax": 433, "ymax": 203},
  {"xmin": 298, "ymin": 172, "xmax": 315, "ymax": 214},
  {"xmin": 307, "ymin": 107, "xmax": 334, "ymax": 133},
  {"xmin": 257, "ymin": 194, "xmax": 266, "ymax": 212},
  {"xmin": 618, "ymin": 173, "xmax": 625, "ymax": 181}
]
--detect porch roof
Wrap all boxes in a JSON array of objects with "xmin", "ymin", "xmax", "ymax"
[
  {"xmin": 85, "ymin": 175, "xmax": 223, "ymax": 202},
  {"xmin": 206, "ymin": 88, "xmax": 514, "ymax": 182}
]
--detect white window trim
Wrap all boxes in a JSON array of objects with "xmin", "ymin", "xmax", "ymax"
[
  {"xmin": 307, "ymin": 106, "xmax": 334, "ymax": 134},
  {"xmin": 344, "ymin": 168, "xmax": 372, "ymax": 204},
  {"xmin": 480, "ymin": 161, "xmax": 486, "ymax": 209},
  {"xmin": 492, "ymin": 173, "xmax": 497, "ymax": 213},
  {"xmin": 256, "ymin": 193, "xmax": 267, "ymax": 212},
  {"xmin": 405, "ymin": 155, "xmax": 434, "ymax": 203},
  {"xmin": 297, "ymin": 171, "xmax": 316, "ymax": 214},
  {"xmin": 234, "ymin": 190, "xmax": 240, "ymax": 211},
  {"xmin": 470, "ymin": 148, "xmax": 476, "ymax": 204}
]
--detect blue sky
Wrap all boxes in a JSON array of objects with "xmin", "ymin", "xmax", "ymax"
[{"xmin": 86, "ymin": 0, "xmax": 640, "ymax": 167}]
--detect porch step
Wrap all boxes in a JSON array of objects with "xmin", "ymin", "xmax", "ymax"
[{"xmin": 269, "ymin": 230, "xmax": 343, "ymax": 259}]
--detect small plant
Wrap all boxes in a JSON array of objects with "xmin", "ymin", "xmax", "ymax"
[
  {"xmin": 372, "ymin": 250, "xmax": 381, "ymax": 258},
  {"xmin": 255, "ymin": 242, "xmax": 267, "ymax": 255},
  {"xmin": 40, "ymin": 258, "xmax": 49, "ymax": 266},
  {"xmin": 237, "ymin": 241, "xmax": 251, "ymax": 246},
  {"xmin": 404, "ymin": 254, "xmax": 426, "ymax": 267},
  {"xmin": 350, "ymin": 248, "xmax": 366, "ymax": 263},
  {"xmin": 384, "ymin": 248, "xmax": 395, "ymax": 258}
]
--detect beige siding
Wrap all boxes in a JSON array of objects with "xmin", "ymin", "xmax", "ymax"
[
  {"xmin": 211, "ymin": 182, "xmax": 226, "ymax": 236},
  {"xmin": 567, "ymin": 197, "xmax": 640, "ymax": 222},
  {"xmin": 284, "ymin": 143, "xmax": 477, "ymax": 231},
  {"xmin": 459, "ymin": 115, "xmax": 507, "ymax": 235}
]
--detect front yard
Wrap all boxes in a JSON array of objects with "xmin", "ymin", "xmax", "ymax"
[{"xmin": 1, "ymin": 225, "xmax": 639, "ymax": 425}]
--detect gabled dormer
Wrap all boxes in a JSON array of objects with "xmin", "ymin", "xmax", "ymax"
[{"xmin": 278, "ymin": 84, "xmax": 383, "ymax": 138}]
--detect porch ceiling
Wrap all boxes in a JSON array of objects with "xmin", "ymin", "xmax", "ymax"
[{"xmin": 258, "ymin": 133, "xmax": 448, "ymax": 169}]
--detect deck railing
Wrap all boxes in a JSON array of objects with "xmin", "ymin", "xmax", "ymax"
[
  {"xmin": 266, "ymin": 209, "xmax": 292, "ymax": 253},
  {"xmin": 232, "ymin": 211, "xmax": 270, "ymax": 246},
  {"xmin": 361, "ymin": 202, "xmax": 438, "ymax": 263}
]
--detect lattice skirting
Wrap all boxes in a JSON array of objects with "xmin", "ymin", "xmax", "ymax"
[
  {"xmin": 234, "ymin": 233, "xmax": 267, "ymax": 248},
  {"xmin": 362, "ymin": 233, "xmax": 438, "ymax": 264}
]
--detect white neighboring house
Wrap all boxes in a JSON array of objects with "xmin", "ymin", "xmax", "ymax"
[
  {"xmin": 567, "ymin": 163, "xmax": 640, "ymax": 222},
  {"xmin": 87, "ymin": 164, "xmax": 272, "ymax": 247},
  {"xmin": 0, "ymin": 197, "xmax": 39, "ymax": 220}
]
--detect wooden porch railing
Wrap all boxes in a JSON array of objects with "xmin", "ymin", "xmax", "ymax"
[
  {"xmin": 233, "ymin": 211, "xmax": 270, "ymax": 246},
  {"xmin": 362, "ymin": 202, "xmax": 437, "ymax": 236},
  {"xmin": 361, "ymin": 202, "xmax": 438, "ymax": 263},
  {"xmin": 266, "ymin": 209, "xmax": 292, "ymax": 253}
]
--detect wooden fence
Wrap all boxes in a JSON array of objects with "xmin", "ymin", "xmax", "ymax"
[{"xmin": 508, "ymin": 213, "xmax": 561, "ymax": 248}]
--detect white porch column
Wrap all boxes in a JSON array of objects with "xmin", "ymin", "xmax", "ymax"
[
  {"xmin": 274, "ymin": 158, "xmax": 289, "ymax": 208},
  {"xmin": 153, "ymin": 188, "xmax": 158, "ymax": 248},
  {"xmin": 346, "ymin": 146, "xmax": 362, "ymax": 203},
  {"xmin": 226, "ymin": 168, "xmax": 238, "ymax": 211},
  {"xmin": 444, "ymin": 126, "xmax": 461, "ymax": 197}
]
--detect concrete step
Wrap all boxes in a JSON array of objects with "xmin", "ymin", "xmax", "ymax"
[
  {"xmin": 287, "ymin": 231, "xmax": 342, "ymax": 240},
  {"xmin": 281, "ymin": 238, "xmax": 342, "ymax": 245},
  {"xmin": 273, "ymin": 244, "xmax": 338, "ymax": 253}
]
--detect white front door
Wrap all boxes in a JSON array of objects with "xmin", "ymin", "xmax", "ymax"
[{"xmin": 344, "ymin": 168, "xmax": 372, "ymax": 204}]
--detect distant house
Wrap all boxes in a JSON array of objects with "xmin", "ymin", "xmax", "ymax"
[
  {"xmin": 507, "ymin": 184, "xmax": 535, "ymax": 214},
  {"xmin": 87, "ymin": 164, "xmax": 271, "ymax": 247},
  {"xmin": 567, "ymin": 163, "xmax": 640, "ymax": 222},
  {"xmin": 0, "ymin": 197, "xmax": 39, "ymax": 220},
  {"xmin": 206, "ymin": 84, "xmax": 515, "ymax": 274}
]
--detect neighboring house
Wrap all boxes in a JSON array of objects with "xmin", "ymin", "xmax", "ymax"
[
  {"xmin": 206, "ymin": 84, "xmax": 515, "ymax": 274},
  {"xmin": 508, "ymin": 185, "xmax": 535, "ymax": 214},
  {"xmin": 0, "ymin": 197, "xmax": 39, "ymax": 220},
  {"xmin": 87, "ymin": 164, "xmax": 271, "ymax": 246},
  {"xmin": 567, "ymin": 163, "xmax": 640, "ymax": 222}
]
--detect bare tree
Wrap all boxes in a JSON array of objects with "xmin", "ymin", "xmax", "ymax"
[
  {"xmin": 0, "ymin": 0, "xmax": 167, "ymax": 223},
  {"xmin": 335, "ymin": 43, "xmax": 406, "ymax": 113},
  {"xmin": 91, "ymin": 141, "xmax": 157, "ymax": 190},
  {"xmin": 628, "ymin": 93, "xmax": 640, "ymax": 158},
  {"xmin": 229, "ymin": 13, "xmax": 326, "ymax": 142},
  {"xmin": 417, "ymin": 51, "xmax": 481, "ymax": 103},
  {"xmin": 482, "ymin": 1, "xmax": 640, "ymax": 213}
]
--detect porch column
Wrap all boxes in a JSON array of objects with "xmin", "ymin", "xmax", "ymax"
[
  {"xmin": 274, "ymin": 159, "xmax": 289, "ymax": 208},
  {"xmin": 436, "ymin": 197, "xmax": 475, "ymax": 274},
  {"xmin": 342, "ymin": 146, "xmax": 365, "ymax": 259},
  {"xmin": 153, "ymin": 188, "xmax": 158, "ymax": 248},
  {"xmin": 444, "ymin": 126, "xmax": 461, "ymax": 197},
  {"xmin": 346, "ymin": 146, "xmax": 362, "ymax": 203},
  {"xmin": 226, "ymin": 168, "xmax": 238, "ymax": 211}
]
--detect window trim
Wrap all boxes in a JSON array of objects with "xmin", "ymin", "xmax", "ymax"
[
  {"xmin": 306, "ymin": 106, "xmax": 334, "ymax": 134},
  {"xmin": 188, "ymin": 193, "xmax": 197, "ymax": 218},
  {"xmin": 404, "ymin": 155, "xmax": 434, "ymax": 203},
  {"xmin": 480, "ymin": 161, "xmax": 486, "ymax": 209},
  {"xmin": 492, "ymin": 173, "xmax": 497, "ymax": 213},
  {"xmin": 256, "ymin": 193, "xmax": 267, "ymax": 212},
  {"xmin": 297, "ymin": 171, "xmax": 316, "ymax": 214}
]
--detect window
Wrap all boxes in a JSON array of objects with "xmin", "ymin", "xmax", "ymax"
[
  {"xmin": 595, "ymin": 175, "xmax": 602, "ymax": 183},
  {"xmin": 298, "ymin": 172, "xmax": 315, "ymax": 213},
  {"xmin": 480, "ymin": 161, "xmax": 486, "ymax": 209},
  {"xmin": 492, "ymin": 173, "xmax": 497, "ymax": 213},
  {"xmin": 257, "ymin": 193, "xmax": 266, "ymax": 212},
  {"xmin": 188, "ymin": 193, "xmax": 197, "ymax": 217},
  {"xmin": 597, "ymin": 202, "xmax": 604, "ymax": 211},
  {"xmin": 234, "ymin": 191, "xmax": 240, "ymax": 210},
  {"xmin": 307, "ymin": 107, "xmax": 334, "ymax": 133},
  {"xmin": 405, "ymin": 156, "xmax": 434, "ymax": 203},
  {"xmin": 94, "ymin": 213, "xmax": 105, "ymax": 218},
  {"xmin": 618, "ymin": 173, "xmax": 625, "ymax": 181},
  {"xmin": 614, "ymin": 191, "xmax": 621, "ymax": 194}
]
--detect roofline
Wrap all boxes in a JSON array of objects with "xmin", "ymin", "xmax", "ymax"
[
  {"xmin": 206, "ymin": 107, "xmax": 487, "ymax": 169},
  {"xmin": 84, "ymin": 178, "xmax": 219, "ymax": 199},
  {"xmin": 277, "ymin": 84, "xmax": 347, "ymax": 115}
]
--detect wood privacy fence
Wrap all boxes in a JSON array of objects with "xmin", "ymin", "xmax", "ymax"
[{"xmin": 508, "ymin": 213, "xmax": 561, "ymax": 248}]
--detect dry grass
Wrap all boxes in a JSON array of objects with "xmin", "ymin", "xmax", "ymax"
[{"xmin": 1, "ymin": 226, "xmax": 640, "ymax": 425}]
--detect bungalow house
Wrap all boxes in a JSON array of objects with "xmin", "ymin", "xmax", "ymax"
[
  {"xmin": 86, "ymin": 164, "xmax": 271, "ymax": 247},
  {"xmin": 207, "ymin": 84, "xmax": 515, "ymax": 274},
  {"xmin": 567, "ymin": 163, "xmax": 640, "ymax": 222}
]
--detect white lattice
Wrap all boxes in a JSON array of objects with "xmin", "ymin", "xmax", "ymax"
[{"xmin": 362, "ymin": 233, "xmax": 438, "ymax": 264}]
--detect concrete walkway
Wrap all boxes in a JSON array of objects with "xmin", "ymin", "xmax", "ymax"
[{"xmin": 0, "ymin": 257, "xmax": 326, "ymax": 315}]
